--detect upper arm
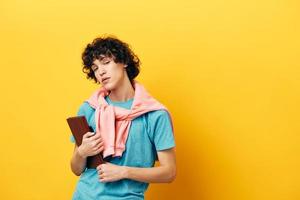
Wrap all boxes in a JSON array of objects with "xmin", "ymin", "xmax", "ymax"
[
  {"xmin": 73, "ymin": 143, "xmax": 78, "ymax": 152},
  {"xmin": 157, "ymin": 147, "xmax": 177, "ymax": 180},
  {"xmin": 149, "ymin": 110, "xmax": 176, "ymax": 151},
  {"xmin": 157, "ymin": 147, "xmax": 176, "ymax": 168}
]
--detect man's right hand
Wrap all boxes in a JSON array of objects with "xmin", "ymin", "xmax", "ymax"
[{"xmin": 78, "ymin": 132, "xmax": 104, "ymax": 158}]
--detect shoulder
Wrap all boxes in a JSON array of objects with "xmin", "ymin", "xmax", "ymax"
[
  {"xmin": 146, "ymin": 109, "xmax": 171, "ymax": 121},
  {"xmin": 145, "ymin": 109, "xmax": 173, "ymax": 132},
  {"xmin": 77, "ymin": 101, "xmax": 95, "ymax": 116}
]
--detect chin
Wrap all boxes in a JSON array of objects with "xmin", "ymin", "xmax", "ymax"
[
  {"xmin": 102, "ymin": 83, "xmax": 115, "ymax": 91},
  {"xmin": 102, "ymin": 78, "xmax": 123, "ymax": 91}
]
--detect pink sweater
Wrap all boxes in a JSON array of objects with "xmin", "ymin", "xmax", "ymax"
[{"xmin": 86, "ymin": 80, "xmax": 174, "ymax": 158}]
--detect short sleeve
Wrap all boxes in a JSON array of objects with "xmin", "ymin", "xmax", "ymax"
[
  {"xmin": 149, "ymin": 110, "xmax": 175, "ymax": 151},
  {"xmin": 70, "ymin": 135, "xmax": 75, "ymax": 143},
  {"xmin": 69, "ymin": 102, "xmax": 92, "ymax": 143}
]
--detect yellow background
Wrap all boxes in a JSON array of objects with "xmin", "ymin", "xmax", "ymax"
[{"xmin": 0, "ymin": 0, "xmax": 299, "ymax": 199}]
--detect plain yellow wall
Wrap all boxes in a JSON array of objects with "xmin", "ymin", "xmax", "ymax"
[{"xmin": 0, "ymin": 0, "xmax": 299, "ymax": 199}]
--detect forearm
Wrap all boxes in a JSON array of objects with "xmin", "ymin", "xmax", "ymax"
[
  {"xmin": 124, "ymin": 165, "xmax": 176, "ymax": 183},
  {"xmin": 70, "ymin": 147, "xmax": 87, "ymax": 176}
]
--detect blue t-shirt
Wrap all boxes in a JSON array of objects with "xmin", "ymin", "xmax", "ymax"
[{"xmin": 70, "ymin": 96, "xmax": 175, "ymax": 200}]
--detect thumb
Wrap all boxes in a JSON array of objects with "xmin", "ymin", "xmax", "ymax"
[{"xmin": 83, "ymin": 132, "xmax": 95, "ymax": 138}]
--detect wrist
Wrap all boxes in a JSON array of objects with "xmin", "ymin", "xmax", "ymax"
[
  {"xmin": 77, "ymin": 146, "xmax": 87, "ymax": 159},
  {"xmin": 122, "ymin": 166, "xmax": 130, "ymax": 179}
]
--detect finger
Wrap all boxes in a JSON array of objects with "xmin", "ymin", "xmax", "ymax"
[
  {"xmin": 97, "ymin": 164, "xmax": 104, "ymax": 170},
  {"xmin": 94, "ymin": 140, "xmax": 104, "ymax": 148},
  {"xmin": 95, "ymin": 132, "xmax": 101, "ymax": 137},
  {"xmin": 99, "ymin": 177, "xmax": 109, "ymax": 183},
  {"xmin": 99, "ymin": 175, "xmax": 108, "ymax": 183},
  {"xmin": 92, "ymin": 140, "xmax": 103, "ymax": 150},
  {"xmin": 99, "ymin": 178, "xmax": 105, "ymax": 182},
  {"xmin": 94, "ymin": 146, "xmax": 104, "ymax": 154},
  {"xmin": 99, "ymin": 173, "xmax": 105, "ymax": 178},
  {"xmin": 86, "ymin": 132, "xmax": 95, "ymax": 137},
  {"xmin": 92, "ymin": 138, "xmax": 102, "ymax": 146},
  {"xmin": 90, "ymin": 137, "xmax": 101, "ymax": 144},
  {"xmin": 98, "ymin": 146, "xmax": 104, "ymax": 152},
  {"xmin": 83, "ymin": 132, "xmax": 95, "ymax": 138},
  {"xmin": 92, "ymin": 134, "xmax": 102, "ymax": 141},
  {"xmin": 91, "ymin": 141, "xmax": 102, "ymax": 151},
  {"xmin": 94, "ymin": 145, "xmax": 104, "ymax": 153}
]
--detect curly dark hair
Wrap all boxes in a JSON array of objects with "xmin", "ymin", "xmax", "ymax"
[{"xmin": 81, "ymin": 35, "xmax": 141, "ymax": 84}]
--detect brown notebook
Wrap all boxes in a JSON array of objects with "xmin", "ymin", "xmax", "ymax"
[{"xmin": 66, "ymin": 116, "xmax": 104, "ymax": 168}]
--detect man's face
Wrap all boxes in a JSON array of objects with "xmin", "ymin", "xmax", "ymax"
[{"xmin": 91, "ymin": 55, "xmax": 126, "ymax": 90}]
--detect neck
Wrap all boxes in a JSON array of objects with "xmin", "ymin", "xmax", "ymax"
[{"xmin": 108, "ymin": 79, "xmax": 135, "ymax": 102}]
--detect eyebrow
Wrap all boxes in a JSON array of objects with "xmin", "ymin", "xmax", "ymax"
[
  {"xmin": 98, "ymin": 56, "xmax": 106, "ymax": 61},
  {"xmin": 91, "ymin": 57, "xmax": 112, "ymax": 69}
]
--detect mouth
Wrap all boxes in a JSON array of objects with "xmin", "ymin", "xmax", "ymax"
[{"xmin": 102, "ymin": 77, "xmax": 110, "ymax": 83}]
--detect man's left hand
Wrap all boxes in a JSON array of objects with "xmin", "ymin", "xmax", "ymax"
[{"xmin": 97, "ymin": 162, "xmax": 127, "ymax": 182}]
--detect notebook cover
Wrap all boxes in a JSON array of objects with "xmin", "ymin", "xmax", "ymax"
[{"xmin": 66, "ymin": 116, "xmax": 104, "ymax": 168}]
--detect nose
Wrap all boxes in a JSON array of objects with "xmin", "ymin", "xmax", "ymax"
[
  {"xmin": 99, "ymin": 71, "xmax": 106, "ymax": 76},
  {"xmin": 96, "ymin": 68, "xmax": 106, "ymax": 77}
]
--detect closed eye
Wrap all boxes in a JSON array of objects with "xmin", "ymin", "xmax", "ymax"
[
  {"xmin": 91, "ymin": 60, "xmax": 110, "ymax": 71},
  {"xmin": 92, "ymin": 66, "xmax": 98, "ymax": 72}
]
